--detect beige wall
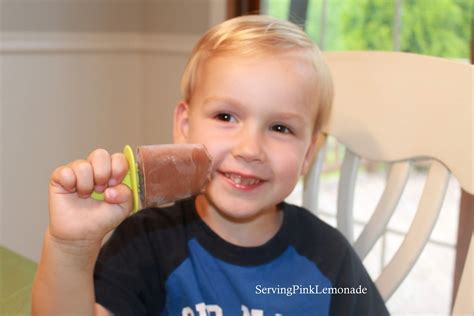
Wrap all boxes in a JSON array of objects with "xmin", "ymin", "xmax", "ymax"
[
  {"xmin": 0, "ymin": 0, "xmax": 225, "ymax": 261},
  {"xmin": 1, "ymin": 0, "xmax": 217, "ymax": 34}
]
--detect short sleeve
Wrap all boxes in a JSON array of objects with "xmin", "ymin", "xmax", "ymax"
[{"xmin": 93, "ymin": 215, "xmax": 164, "ymax": 316}]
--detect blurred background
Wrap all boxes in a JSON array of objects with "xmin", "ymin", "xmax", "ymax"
[{"xmin": 1, "ymin": 0, "xmax": 472, "ymax": 314}]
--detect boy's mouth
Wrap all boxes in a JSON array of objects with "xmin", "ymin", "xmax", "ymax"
[
  {"xmin": 224, "ymin": 173, "xmax": 261, "ymax": 185},
  {"xmin": 218, "ymin": 171, "xmax": 265, "ymax": 189}
]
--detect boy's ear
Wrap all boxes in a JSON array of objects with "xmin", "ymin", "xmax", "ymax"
[
  {"xmin": 173, "ymin": 101, "xmax": 190, "ymax": 144},
  {"xmin": 301, "ymin": 133, "xmax": 325, "ymax": 176}
]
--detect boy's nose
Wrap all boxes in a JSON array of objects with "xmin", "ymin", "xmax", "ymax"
[{"xmin": 232, "ymin": 128, "xmax": 266, "ymax": 163}]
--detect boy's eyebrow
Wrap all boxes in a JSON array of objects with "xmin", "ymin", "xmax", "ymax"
[
  {"xmin": 202, "ymin": 96, "xmax": 243, "ymax": 107},
  {"xmin": 274, "ymin": 112, "xmax": 306, "ymax": 124}
]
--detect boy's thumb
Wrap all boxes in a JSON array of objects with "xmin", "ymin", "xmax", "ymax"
[{"xmin": 104, "ymin": 184, "xmax": 133, "ymax": 211}]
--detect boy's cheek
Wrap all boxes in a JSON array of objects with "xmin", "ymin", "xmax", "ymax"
[
  {"xmin": 201, "ymin": 142, "xmax": 228, "ymax": 164},
  {"xmin": 188, "ymin": 126, "xmax": 229, "ymax": 148}
]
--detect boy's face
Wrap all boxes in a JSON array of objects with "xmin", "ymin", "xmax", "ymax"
[{"xmin": 174, "ymin": 53, "xmax": 319, "ymax": 221}]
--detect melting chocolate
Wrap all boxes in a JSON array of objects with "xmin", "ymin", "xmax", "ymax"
[{"xmin": 137, "ymin": 144, "xmax": 212, "ymax": 207}]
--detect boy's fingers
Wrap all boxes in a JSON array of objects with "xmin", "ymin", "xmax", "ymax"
[
  {"xmin": 50, "ymin": 166, "xmax": 76, "ymax": 192},
  {"xmin": 70, "ymin": 160, "xmax": 94, "ymax": 197},
  {"xmin": 87, "ymin": 149, "xmax": 111, "ymax": 190},
  {"xmin": 109, "ymin": 153, "xmax": 128, "ymax": 186},
  {"xmin": 104, "ymin": 184, "xmax": 132, "ymax": 209}
]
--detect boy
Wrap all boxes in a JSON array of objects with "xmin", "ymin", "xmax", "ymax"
[{"xmin": 32, "ymin": 15, "xmax": 388, "ymax": 315}]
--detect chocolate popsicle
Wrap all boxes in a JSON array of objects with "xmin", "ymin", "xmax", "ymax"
[{"xmin": 137, "ymin": 144, "xmax": 212, "ymax": 207}]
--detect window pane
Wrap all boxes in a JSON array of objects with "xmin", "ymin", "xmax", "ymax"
[{"xmin": 263, "ymin": 0, "xmax": 472, "ymax": 59}]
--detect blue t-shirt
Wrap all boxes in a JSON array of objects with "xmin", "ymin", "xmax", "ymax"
[{"xmin": 94, "ymin": 198, "xmax": 388, "ymax": 315}]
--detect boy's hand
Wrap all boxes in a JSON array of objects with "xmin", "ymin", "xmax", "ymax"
[{"xmin": 48, "ymin": 149, "xmax": 133, "ymax": 246}]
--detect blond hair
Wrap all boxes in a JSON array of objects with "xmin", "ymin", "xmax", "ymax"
[{"xmin": 181, "ymin": 15, "xmax": 333, "ymax": 135}]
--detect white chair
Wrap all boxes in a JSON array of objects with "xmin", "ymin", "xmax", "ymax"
[{"xmin": 303, "ymin": 51, "xmax": 473, "ymax": 313}]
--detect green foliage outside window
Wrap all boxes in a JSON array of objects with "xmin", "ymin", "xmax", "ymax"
[{"xmin": 265, "ymin": 0, "xmax": 472, "ymax": 59}]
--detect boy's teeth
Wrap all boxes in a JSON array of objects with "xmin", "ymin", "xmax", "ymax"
[{"xmin": 225, "ymin": 173, "xmax": 260, "ymax": 186}]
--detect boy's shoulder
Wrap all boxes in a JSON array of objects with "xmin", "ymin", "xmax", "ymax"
[
  {"xmin": 282, "ymin": 202, "xmax": 356, "ymax": 278},
  {"xmin": 284, "ymin": 203, "xmax": 389, "ymax": 315},
  {"xmin": 283, "ymin": 202, "xmax": 351, "ymax": 249}
]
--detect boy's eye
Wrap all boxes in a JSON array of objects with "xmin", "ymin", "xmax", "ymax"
[
  {"xmin": 271, "ymin": 124, "xmax": 292, "ymax": 134},
  {"xmin": 214, "ymin": 113, "xmax": 236, "ymax": 122}
]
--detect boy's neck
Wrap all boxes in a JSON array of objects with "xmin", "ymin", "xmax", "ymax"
[{"xmin": 195, "ymin": 195, "xmax": 284, "ymax": 247}]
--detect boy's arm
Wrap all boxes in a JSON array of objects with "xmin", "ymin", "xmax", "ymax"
[
  {"xmin": 32, "ymin": 230, "xmax": 112, "ymax": 316},
  {"xmin": 32, "ymin": 149, "xmax": 132, "ymax": 316}
]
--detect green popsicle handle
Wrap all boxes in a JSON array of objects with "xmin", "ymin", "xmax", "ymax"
[{"xmin": 91, "ymin": 145, "xmax": 141, "ymax": 212}]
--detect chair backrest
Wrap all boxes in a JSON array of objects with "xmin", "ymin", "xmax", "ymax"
[{"xmin": 303, "ymin": 52, "xmax": 473, "ymax": 310}]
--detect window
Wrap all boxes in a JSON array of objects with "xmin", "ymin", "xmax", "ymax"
[{"xmin": 263, "ymin": 0, "xmax": 471, "ymax": 59}]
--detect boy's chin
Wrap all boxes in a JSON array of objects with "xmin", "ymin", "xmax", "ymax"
[{"xmin": 201, "ymin": 193, "xmax": 279, "ymax": 224}]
